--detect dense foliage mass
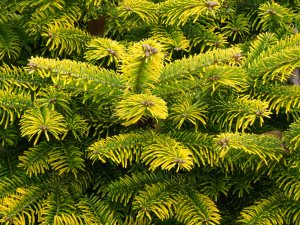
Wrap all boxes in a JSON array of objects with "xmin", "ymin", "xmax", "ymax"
[{"xmin": 1, "ymin": 0, "xmax": 300, "ymax": 224}]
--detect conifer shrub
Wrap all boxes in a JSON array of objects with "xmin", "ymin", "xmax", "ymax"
[{"xmin": 1, "ymin": 0, "xmax": 300, "ymax": 224}]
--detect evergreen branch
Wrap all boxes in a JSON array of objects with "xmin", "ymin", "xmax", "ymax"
[
  {"xmin": 175, "ymin": 189, "xmax": 221, "ymax": 225},
  {"xmin": 43, "ymin": 23, "xmax": 91, "ymax": 56},
  {"xmin": 238, "ymin": 195, "xmax": 285, "ymax": 225},
  {"xmin": 210, "ymin": 97, "xmax": 271, "ymax": 132},
  {"xmin": 20, "ymin": 107, "xmax": 68, "ymax": 145},
  {"xmin": 117, "ymin": 0, "xmax": 158, "ymax": 25},
  {"xmin": 0, "ymin": 186, "xmax": 48, "ymax": 224},
  {"xmin": 18, "ymin": 142, "xmax": 51, "ymax": 177},
  {"xmin": 254, "ymin": 1, "xmax": 294, "ymax": 32},
  {"xmin": 107, "ymin": 170, "xmax": 173, "ymax": 205},
  {"xmin": 0, "ymin": 23, "xmax": 22, "ymax": 60},
  {"xmin": 87, "ymin": 131, "xmax": 151, "ymax": 167},
  {"xmin": 275, "ymin": 169, "xmax": 300, "ymax": 201},
  {"xmin": 150, "ymin": 25, "xmax": 189, "ymax": 57},
  {"xmin": 254, "ymin": 33, "xmax": 300, "ymax": 59},
  {"xmin": 132, "ymin": 182, "xmax": 177, "ymax": 221},
  {"xmin": 160, "ymin": 0, "xmax": 221, "ymax": 26},
  {"xmin": 18, "ymin": 0, "xmax": 65, "ymax": 13},
  {"xmin": 201, "ymin": 65, "xmax": 248, "ymax": 93},
  {"xmin": 282, "ymin": 148, "xmax": 300, "ymax": 170},
  {"xmin": 214, "ymin": 133, "xmax": 283, "ymax": 171},
  {"xmin": 36, "ymin": 87, "xmax": 71, "ymax": 114},
  {"xmin": 158, "ymin": 54, "xmax": 240, "ymax": 98},
  {"xmin": 88, "ymin": 130, "xmax": 194, "ymax": 171},
  {"xmin": 105, "ymin": 8, "xmax": 134, "ymax": 35},
  {"xmin": 169, "ymin": 131, "xmax": 217, "ymax": 167},
  {"xmin": 62, "ymin": 172, "xmax": 92, "ymax": 196},
  {"xmin": 284, "ymin": 120, "xmax": 300, "ymax": 150},
  {"xmin": 104, "ymin": 0, "xmax": 157, "ymax": 36},
  {"xmin": 141, "ymin": 134, "xmax": 194, "ymax": 171},
  {"xmin": 247, "ymin": 34, "xmax": 300, "ymax": 83},
  {"xmin": 48, "ymin": 142, "xmax": 85, "ymax": 178},
  {"xmin": 27, "ymin": 57, "xmax": 103, "ymax": 78},
  {"xmin": 0, "ymin": 7, "xmax": 19, "ymax": 24},
  {"xmin": 85, "ymin": 37, "xmax": 126, "ymax": 66},
  {"xmin": 39, "ymin": 187, "xmax": 83, "ymax": 225},
  {"xmin": 0, "ymin": 64, "xmax": 51, "ymax": 91},
  {"xmin": 53, "ymin": 72, "xmax": 124, "ymax": 99},
  {"xmin": 0, "ymin": 89, "xmax": 32, "ymax": 128},
  {"xmin": 27, "ymin": 57, "xmax": 123, "ymax": 94},
  {"xmin": 75, "ymin": 101, "xmax": 118, "ymax": 138},
  {"xmin": 221, "ymin": 14, "xmax": 250, "ymax": 42},
  {"xmin": 245, "ymin": 32, "xmax": 277, "ymax": 67},
  {"xmin": 25, "ymin": 9, "xmax": 77, "ymax": 38},
  {"xmin": 183, "ymin": 23, "xmax": 228, "ymax": 52},
  {"xmin": 169, "ymin": 96, "xmax": 208, "ymax": 129},
  {"xmin": 284, "ymin": 199, "xmax": 300, "ymax": 225},
  {"xmin": 0, "ymin": 171, "xmax": 37, "ymax": 199},
  {"xmin": 153, "ymin": 77, "xmax": 203, "ymax": 98},
  {"xmin": 159, "ymin": 47, "xmax": 243, "ymax": 83},
  {"xmin": 0, "ymin": 124, "xmax": 18, "ymax": 147},
  {"xmin": 64, "ymin": 114, "xmax": 89, "ymax": 140},
  {"xmin": 78, "ymin": 195, "xmax": 120, "ymax": 225},
  {"xmin": 260, "ymin": 85, "xmax": 300, "ymax": 115},
  {"xmin": 119, "ymin": 39, "xmax": 164, "ymax": 92},
  {"xmin": 115, "ymin": 94, "xmax": 168, "ymax": 126},
  {"xmin": 228, "ymin": 171, "xmax": 255, "ymax": 198},
  {"xmin": 80, "ymin": 0, "xmax": 103, "ymax": 22},
  {"xmin": 197, "ymin": 173, "xmax": 230, "ymax": 202}
]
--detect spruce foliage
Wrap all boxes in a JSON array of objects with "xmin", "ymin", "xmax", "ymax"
[{"xmin": 1, "ymin": 0, "xmax": 300, "ymax": 224}]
